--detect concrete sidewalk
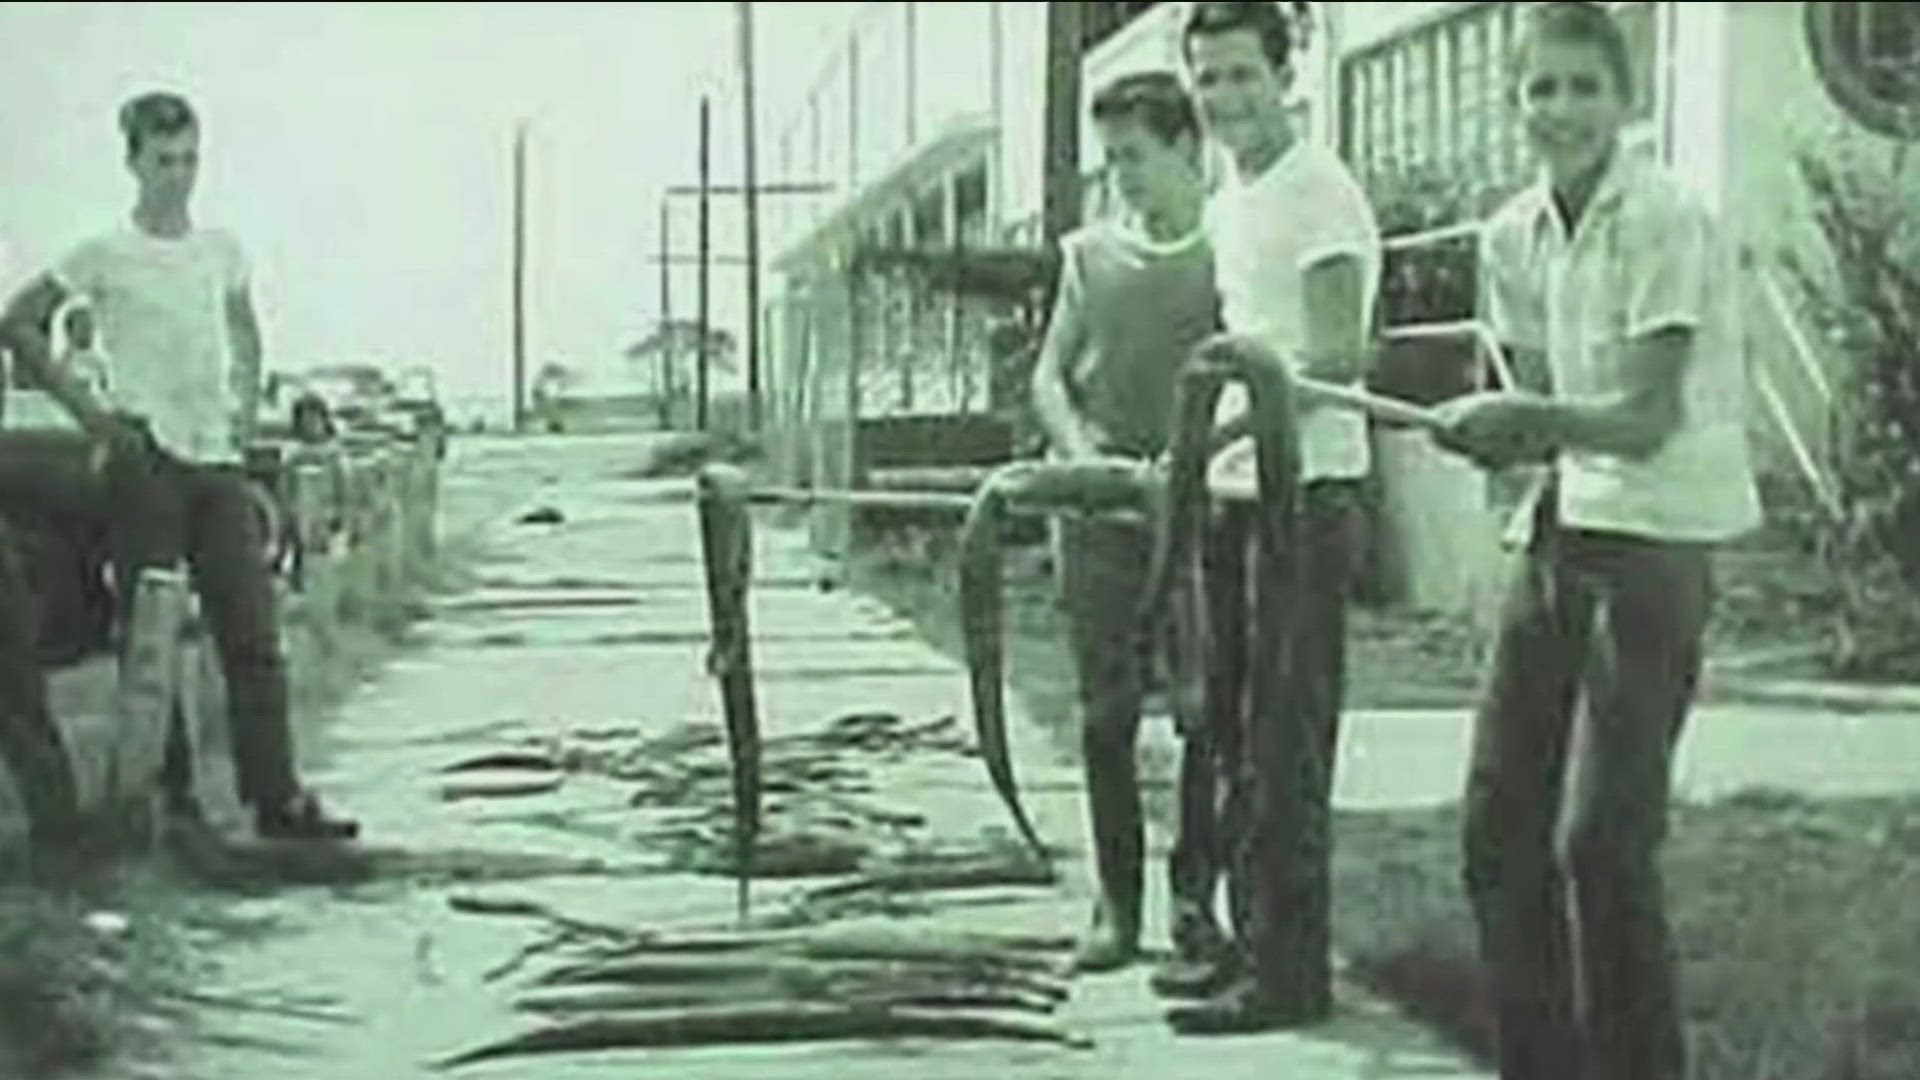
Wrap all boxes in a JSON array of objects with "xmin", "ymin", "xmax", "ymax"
[{"xmin": 159, "ymin": 435, "xmax": 1488, "ymax": 1080}]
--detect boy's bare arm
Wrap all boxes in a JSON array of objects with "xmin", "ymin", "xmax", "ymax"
[
  {"xmin": 1438, "ymin": 327, "xmax": 1690, "ymax": 465},
  {"xmin": 226, "ymin": 287, "xmax": 264, "ymax": 441},
  {"xmin": 1030, "ymin": 266, "xmax": 1102, "ymax": 458},
  {"xmin": 1537, "ymin": 325, "xmax": 1689, "ymax": 458},
  {"xmin": 0, "ymin": 276, "xmax": 119, "ymax": 438},
  {"xmin": 1299, "ymin": 253, "xmax": 1372, "ymax": 386}
]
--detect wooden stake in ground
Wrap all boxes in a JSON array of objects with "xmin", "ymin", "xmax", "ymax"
[{"xmin": 696, "ymin": 463, "xmax": 761, "ymax": 925}]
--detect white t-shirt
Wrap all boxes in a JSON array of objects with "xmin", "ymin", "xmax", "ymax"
[
  {"xmin": 52, "ymin": 224, "xmax": 250, "ymax": 463},
  {"xmin": 1204, "ymin": 139, "xmax": 1382, "ymax": 498}
]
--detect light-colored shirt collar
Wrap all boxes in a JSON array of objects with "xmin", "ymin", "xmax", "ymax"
[{"xmin": 1519, "ymin": 139, "xmax": 1637, "ymax": 243}]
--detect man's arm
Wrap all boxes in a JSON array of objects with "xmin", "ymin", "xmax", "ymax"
[
  {"xmin": 1525, "ymin": 326, "xmax": 1689, "ymax": 459},
  {"xmin": 1445, "ymin": 194, "xmax": 1714, "ymax": 465},
  {"xmin": 1030, "ymin": 249, "xmax": 1102, "ymax": 459},
  {"xmin": 0, "ymin": 276, "xmax": 119, "ymax": 437},
  {"xmin": 1298, "ymin": 253, "xmax": 1372, "ymax": 387},
  {"xmin": 226, "ymin": 286, "xmax": 264, "ymax": 442}
]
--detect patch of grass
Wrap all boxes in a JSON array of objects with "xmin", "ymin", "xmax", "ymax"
[
  {"xmin": 1331, "ymin": 793, "xmax": 1920, "ymax": 1080},
  {"xmin": 0, "ymin": 866, "xmax": 197, "ymax": 1079},
  {"xmin": 0, "ymin": 884, "xmax": 116, "ymax": 1077}
]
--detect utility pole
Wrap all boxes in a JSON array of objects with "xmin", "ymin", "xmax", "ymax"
[
  {"xmin": 697, "ymin": 95, "xmax": 712, "ymax": 431},
  {"xmin": 657, "ymin": 200, "xmax": 674, "ymax": 429},
  {"xmin": 738, "ymin": 0, "xmax": 763, "ymax": 431},
  {"xmin": 511, "ymin": 119, "xmax": 528, "ymax": 431},
  {"xmin": 1042, "ymin": 1, "xmax": 1086, "ymax": 245}
]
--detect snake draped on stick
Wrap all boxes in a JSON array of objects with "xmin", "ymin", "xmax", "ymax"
[{"xmin": 956, "ymin": 336, "xmax": 1313, "ymax": 871}]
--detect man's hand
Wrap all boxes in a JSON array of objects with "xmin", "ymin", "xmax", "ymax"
[
  {"xmin": 1194, "ymin": 332, "xmax": 1281, "ymax": 372},
  {"xmin": 1431, "ymin": 391, "xmax": 1560, "ymax": 469},
  {"xmin": 97, "ymin": 411, "xmax": 156, "ymax": 464}
]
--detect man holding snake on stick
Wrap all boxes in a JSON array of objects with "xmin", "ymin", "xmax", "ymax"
[{"xmin": 1156, "ymin": 0, "xmax": 1384, "ymax": 1034}]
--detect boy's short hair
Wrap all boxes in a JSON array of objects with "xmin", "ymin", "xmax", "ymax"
[
  {"xmin": 119, "ymin": 91, "xmax": 197, "ymax": 157},
  {"xmin": 1518, "ymin": 1, "xmax": 1635, "ymax": 103},
  {"xmin": 1090, "ymin": 71, "xmax": 1200, "ymax": 146},
  {"xmin": 1182, "ymin": 1, "xmax": 1306, "ymax": 72}
]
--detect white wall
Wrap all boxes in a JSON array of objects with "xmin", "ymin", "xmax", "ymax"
[
  {"xmin": 1666, "ymin": 0, "xmax": 1730, "ymax": 213},
  {"xmin": 758, "ymin": 0, "xmax": 1051, "ymax": 262}
]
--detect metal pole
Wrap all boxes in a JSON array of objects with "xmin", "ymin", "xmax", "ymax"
[
  {"xmin": 739, "ymin": 0, "xmax": 763, "ymax": 431},
  {"xmin": 658, "ymin": 200, "xmax": 674, "ymax": 429},
  {"xmin": 665, "ymin": 182, "xmax": 835, "ymax": 196},
  {"xmin": 511, "ymin": 120, "xmax": 528, "ymax": 431},
  {"xmin": 1042, "ymin": 1, "xmax": 1085, "ymax": 245},
  {"xmin": 698, "ymin": 96, "xmax": 712, "ymax": 431},
  {"xmin": 904, "ymin": 1, "xmax": 918, "ymax": 147}
]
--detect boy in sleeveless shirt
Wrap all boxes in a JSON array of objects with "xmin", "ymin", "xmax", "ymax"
[
  {"xmin": 1030, "ymin": 71, "xmax": 1226, "ymax": 975},
  {"xmin": 1164, "ymin": 1, "xmax": 1384, "ymax": 1033}
]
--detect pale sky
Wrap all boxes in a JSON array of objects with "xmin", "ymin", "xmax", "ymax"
[{"xmin": 0, "ymin": 1, "xmax": 865, "ymax": 422}]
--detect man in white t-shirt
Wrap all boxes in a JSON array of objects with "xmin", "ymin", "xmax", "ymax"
[
  {"xmin": 0, "ymin": 91, "xmax": 358, "ymax": 842},
  {"xmin": 1159, "ymin": 1, "xmax": 1382, "ymax": 1034}
]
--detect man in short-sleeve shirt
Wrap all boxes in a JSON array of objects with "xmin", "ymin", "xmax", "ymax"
[
  {"xmin": 1432, "ymin": 6, "xmax": 1759, "ymax": 1077},
  {"xmin": 0, "ymin": 91, "xmax": 358, "ymax": 842},
  {"xmin": 1164, "ymin": 2, "xmax": 1383, "ymax": 1033}
]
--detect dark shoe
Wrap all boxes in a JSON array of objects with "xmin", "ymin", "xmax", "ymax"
[
  {"xmin": 255, "ymin": 790, "xmax": 359, "ymax": 841},
  {"xmin": 1071, "ymin": 926, "xmax": 1140, "ymax": 974},
  {"xmin": 1150, "ymin": 952, "xmax": 1239, "ymax": 999},
  {"xmin": 1070, "ymin": 897, "xmax": 1140, "ymax": 974},
  {"xmin": 1166, "ymin": 977, "xmax": 1329, "ymax": 1035}
]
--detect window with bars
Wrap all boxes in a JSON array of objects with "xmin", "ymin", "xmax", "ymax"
[{"xmin": 1341, "ymin": 1, "xmax": 1662, "ymax": 214}]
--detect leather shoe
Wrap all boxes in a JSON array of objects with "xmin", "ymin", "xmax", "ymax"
[
  {"xmin": 255, "ymin": 790, "xmax": 359, "ymax": 842},
  {"xmin": 1150, "ymin": 952, "xmax": 1239, "ymax": 999},
  {"xmin": 1071, "ymin": 923, "xmax": 1140, "ymax": 974},
  {"xmin": 1166, "ymin": 977, "xmax": 1330, "ymax": 1035}
]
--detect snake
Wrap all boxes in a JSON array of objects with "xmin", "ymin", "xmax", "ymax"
[
  {"xmin": 957, "ymin": 337, "xmax": 1307, "ymax": 869},
  {"xmin": 696, "ymin": 339, "xmax": 1321, "ymax": 906},
  {"xmin": 695, "ymin": 463, "xmax": 760, "ymax": 924}
]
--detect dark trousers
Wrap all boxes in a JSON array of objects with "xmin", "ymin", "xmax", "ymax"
[
  {"xmin": 1055, "ymin": 513, "xmax": 1215, "ymax": 942},
  {"xmin": 0, "ymin": 515, "xmax": 82, "ymax": 839},
  {"xmin": 1463, "ymin": 500, "xmax": 1710, "ymax": 1080},
  {"xmin": 0, "ymin": 430, "xmax": 299, "ymax": 812},
  {"xmin": 1202, "ymin": 481, "xmax": 1361, "ymax": 1006}
]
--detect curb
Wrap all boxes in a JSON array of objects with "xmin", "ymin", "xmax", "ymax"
[{"xmin": 1698, "ymin": 675, "xmax": 1920, "ymax": 714}]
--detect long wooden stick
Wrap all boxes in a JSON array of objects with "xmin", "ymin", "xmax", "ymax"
[{"xmin": 1295, "ymin": 374, "xmax": 1446, "ymax": 430}]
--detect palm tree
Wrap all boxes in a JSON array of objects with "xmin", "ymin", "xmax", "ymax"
[{"xmin": 625, "ymin": 319, "xmax": 738, "ymax": 424}]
